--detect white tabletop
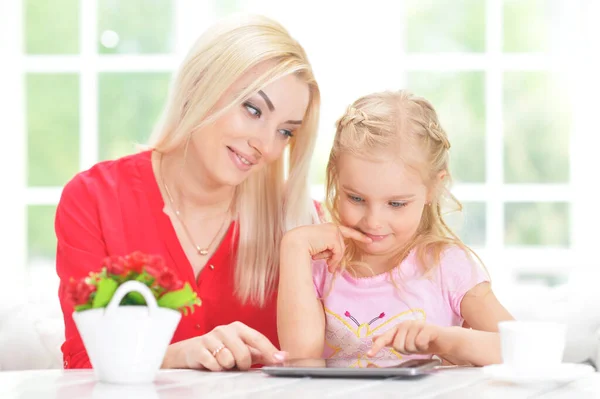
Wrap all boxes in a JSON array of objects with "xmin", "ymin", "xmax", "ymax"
[{"xmin": 1, "ymin": 367, "xmax": 599, "ymax": 399}]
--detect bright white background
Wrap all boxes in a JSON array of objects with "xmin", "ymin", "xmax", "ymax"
[{"xmin": 1, "ymin": 0, "xmax": 600, "ymax": 324}]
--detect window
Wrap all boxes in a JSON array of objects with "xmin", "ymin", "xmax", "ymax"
[{"xmin": 2, "ymin": 0, "xmax": 598, "ymax": 295}]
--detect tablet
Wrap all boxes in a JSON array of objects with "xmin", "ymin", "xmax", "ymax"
[{"xmin": 262, "ymin": 358, "xmax": 441, "ymax": 378}]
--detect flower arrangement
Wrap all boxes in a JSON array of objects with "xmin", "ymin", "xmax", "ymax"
[{"xmin": 67, "ymin": 251, "xmax": 201, "ymax": 315}]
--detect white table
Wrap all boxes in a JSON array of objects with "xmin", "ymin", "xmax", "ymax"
[{"xmin": 1, "ymin": 367, "xmax": 599, "ymax": 398}]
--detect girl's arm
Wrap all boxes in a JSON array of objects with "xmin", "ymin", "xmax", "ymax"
[
  {"xmin": 277, "ymin": 224, "xmax": 372, "ymax": 359},
  {"xmin": 460, "ymin": 282, "xmax": 514, "ymax": 331},
  {"xmin": 277, "ymin": 230, "xmax": 326, "ymax": 359},
  {"xmin": 369, "ymin": 282, "xmax": 514, "ymax": 366},
  {"xmin": 440, "ymin": 282, "xmax": 514, "ymax": 366},
  {"xmin": 369, "ymin": 321, "xmax": 503, "ymax": 366}
]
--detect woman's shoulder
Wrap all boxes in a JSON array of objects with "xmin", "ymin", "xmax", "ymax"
[{"xmin": 62, "ymin": 150, "xmax": 153, "ymax": 198}]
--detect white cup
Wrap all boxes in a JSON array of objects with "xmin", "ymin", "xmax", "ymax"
[{"xmin": 498, "ymin": 321, "xmax": 567, "ymax": 372}]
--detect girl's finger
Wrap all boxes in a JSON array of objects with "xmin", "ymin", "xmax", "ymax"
[
  {"xmin": 415, "ymin": 326, "xmax": 438, "ymax": 353},
  {"xmin": 368, "ymin": 328, "xmax": 396, "ymax": 357},
  {"xmin": 338, "ymin": 225, "xmax": 373, "ymax": 243},
  {"xmin": 312, "ymin": 250, "xmax": 333, "ymax": 260},
  {"xmin": 403, "ymin": 324, "xmax": 421, "ymax": 353},
  {"xmin": 392, "ymin": 323, "xmax": 410, "ymax": 355}
]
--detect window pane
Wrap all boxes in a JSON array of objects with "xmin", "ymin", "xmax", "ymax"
[
  {"xmin": 405, "ymin": 0, "xmax": 485, "ymax": 53},
  {"xmin": 98, "ymin": 0, "xmax": 175, "ymax": 54},
  {"xmin": 25, "ymin": 0, "xmax": 79, "ymax": 54},
  {"xmin": 446, "ymin": 201, "xmax": 486, "ymax": 248},
  {"xmin": 98, "ymin": 73, "xmax": 171, "ymax": 161},
  {"xmin": 503, "ymin": 72, "xmax": 570, "ymax": 183},
  {"xmin": 503, "ymin": 0, "xmax": 552, "ymax": 53},
  {"xmin": 215, "ymin": 0, "xmax": 241, "ymax": 16},
  {"xmin": 310, "ymin": 136, "xmax": 333, "ymax": 187},
  {"xmin": 407, "ymin": 72, "xmax": 486, "ymax": 183},
  {"xmin": 504, "ymin": 202, "xmax": 570, "ymax": 247},
  {"xmin": 28, "ymin": 205, "xmax": 57, "ymax": 266},
  {"xmin": 516, "ymin": 273, "xmax": 568, "ymax": 287},
  {"xmin": 27, "ymin": 74, "xmax": 80, "ymax": 187}
]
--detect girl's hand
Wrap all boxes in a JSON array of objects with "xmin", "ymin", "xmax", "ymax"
[
  {"xmin": 368, "ymin": 321, "xmax": 453, "ymax": 358},
  {"xmin": 282, "ymin": 223, "xmax": 372, "ymax": 272}
]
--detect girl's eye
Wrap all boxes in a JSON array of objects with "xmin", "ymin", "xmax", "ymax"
[
  {"xmin": 348, "ymin": 195, "xmax": 363, "ymax": 203},
  {"xmin": 244, "ymin": 102, "xmax": 261, "ymax": 118},
  {"xmin": 389, "ymin": 201, "xmax": 407, "ymax": 208},
  {"xmin": 278, "ymin": 129, "xmax": 294, "ymax": 138}
]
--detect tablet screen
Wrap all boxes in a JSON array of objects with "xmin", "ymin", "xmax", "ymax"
[{"xmin": 281, "ymin": 358, "xmax": 438, "ymax": 369}]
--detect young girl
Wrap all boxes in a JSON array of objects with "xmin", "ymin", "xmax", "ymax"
[{"xmin": 278, "ymin": 90, "xmax": 514, "ymax": 367}]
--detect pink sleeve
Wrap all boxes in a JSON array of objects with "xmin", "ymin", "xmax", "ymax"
[
  {"xmin": 439, "ymin": 247, "xmax": 490, "ymax": 318},
  {"xmin": 312, "ymin": 259, "xmax": 328, "ymax": 298}
]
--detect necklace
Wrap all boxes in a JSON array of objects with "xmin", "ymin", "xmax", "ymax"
[{"xmin": 159, "ymin": 155, "xmax": 230, "ymax": 256}]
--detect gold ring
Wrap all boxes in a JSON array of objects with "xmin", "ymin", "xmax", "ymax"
[{"xmin": 211, "ymin": 344, "xmax": 225, "ymax": 357}]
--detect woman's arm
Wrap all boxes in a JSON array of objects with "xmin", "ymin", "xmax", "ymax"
[
  {"xmin": 55, "ymin": 176, "xmax": 108, "ymax": 369},
  {"xmin": 277, "ymin": 230, "xmax": 326, "ymax": 358}
]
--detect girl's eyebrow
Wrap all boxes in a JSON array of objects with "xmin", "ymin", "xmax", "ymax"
[{"xmin": 341, "ymin": 185, "xmax": 415, "ymax": 200}]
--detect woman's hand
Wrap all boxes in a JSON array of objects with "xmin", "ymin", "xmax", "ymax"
[
  {"xmin": 162, "ymin": 321, "xmax": 286, "ymax": 371},
  {"xmin": 282, "ymin": 223, "xmax": 372, "ymax": 272}
]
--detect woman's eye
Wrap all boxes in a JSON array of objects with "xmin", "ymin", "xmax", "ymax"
[
  {"xmin": 244, "ymin": 102, "xmax": 261, "ymax": 117},
  {"xmin": 389, "ymin": 201, "xmax": 407, "ymax": 208},
  {"xmin": 348, "ymin": 195, "xmax": 363, "ymax": 203}
]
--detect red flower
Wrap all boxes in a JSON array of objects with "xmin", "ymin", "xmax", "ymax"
[
  {"xmin": 102, "ymin": 255, "xmax": 127, "ymax": 276},
  {"xmin": 157, "ymin": 269, "xmax": 183, "ymax": 291},
  {"xmin": 123, "ymin": 251, "xmax": 149, "ymax": 274},
  {"xmin": 67, "ymin": 279, "xmax": 97, "ymax": 306},
  {"xmin": 144, "ymin": 255, "xmax": 167, "ymax": 278}
]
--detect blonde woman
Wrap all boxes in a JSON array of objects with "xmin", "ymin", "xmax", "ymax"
[
  {"xmin": 278, "ymin": 90, "xmax": 513, "ymax": 367},
  {"xmin": 56, "ymin": 14, "xmax": 321, "ymax": 371}
]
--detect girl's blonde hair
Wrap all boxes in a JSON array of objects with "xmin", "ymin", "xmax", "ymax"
[
  {"xmin": 325, "ymin": 90, "xmax": 484, "ymax": 277},
  {"xmin": 149, "ymin": 14, "xmax": 320, "ymax": 306}
]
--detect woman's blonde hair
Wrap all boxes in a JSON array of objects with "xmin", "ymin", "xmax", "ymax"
[
  {"xmin": 325, "ymin": 90, "xmax": 484, "ymax": 277},
  {"xmin": 149, "ymin": 14, "xmax": 320, "ymax": 306}
]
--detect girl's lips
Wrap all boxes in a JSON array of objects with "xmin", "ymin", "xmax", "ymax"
[{"xmin": 363, "ymin": 233, "xmax": 388, "ymax": 242}]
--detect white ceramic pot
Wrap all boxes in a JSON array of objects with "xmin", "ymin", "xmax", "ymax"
[{"xmin": 73, "ymin": 280, "xmax": 181, "ymax": 384}]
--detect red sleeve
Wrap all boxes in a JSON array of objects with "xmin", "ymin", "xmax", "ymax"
[
  {"xmin": 313, "ymin": 200, "xmax": 327, "ymax": 223},
  {"xmin": 55, "ymin": 173, "xmax": 108, "ymax": 369}
]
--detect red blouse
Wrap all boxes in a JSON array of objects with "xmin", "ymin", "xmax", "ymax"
[{"xmin": 55, "ymin": 151, "xmax": 282, "ymax": 369}]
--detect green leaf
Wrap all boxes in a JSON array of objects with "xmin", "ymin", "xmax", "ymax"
[
  {"xmin": 125, "ymin": 291, "xmax": 147, "ymax": 305},
  {"xmin": 92, "ymin": 278, "xmax": 118, "ymax": 308},
  {"xmin": 74, "ymin": 304, "xmax": 92, "ymax": 311},
  {"xmin": 136, "ymin": 272, "xmax": 154, "ymax": 287},
  {"xmin": 157, "ymin": 282, "xmax": 198, "ymax": 311}
]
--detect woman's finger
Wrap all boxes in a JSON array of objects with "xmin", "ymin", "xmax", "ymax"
[
  {"xmin": 214, "ymin": 347, "xmax": 236, "ymax": 369},
  {"xmin": 235, "ymin": 322, "xmax": 286, "ymax": 366},
  {"xmin": 212, "ymin": 325, "xmax": 253, "ymax": 370},
  {"xmin": 185, "ymin": 338, "xmax": 223, "ymax": 371}
]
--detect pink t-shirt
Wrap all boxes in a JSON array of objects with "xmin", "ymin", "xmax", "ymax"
[{"xmin": 312, "ymin": 246, "xmax": 490, "ymax": 367}]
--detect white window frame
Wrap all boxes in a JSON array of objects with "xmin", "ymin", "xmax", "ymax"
[{"xmin": 2, "ymin": 0, "xmax": 599, "ymax": 295}]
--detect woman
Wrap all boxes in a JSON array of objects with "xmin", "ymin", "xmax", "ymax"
[{"xmin": 56, "ymin": 14, "xmax": 321, "ymax": 371}]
